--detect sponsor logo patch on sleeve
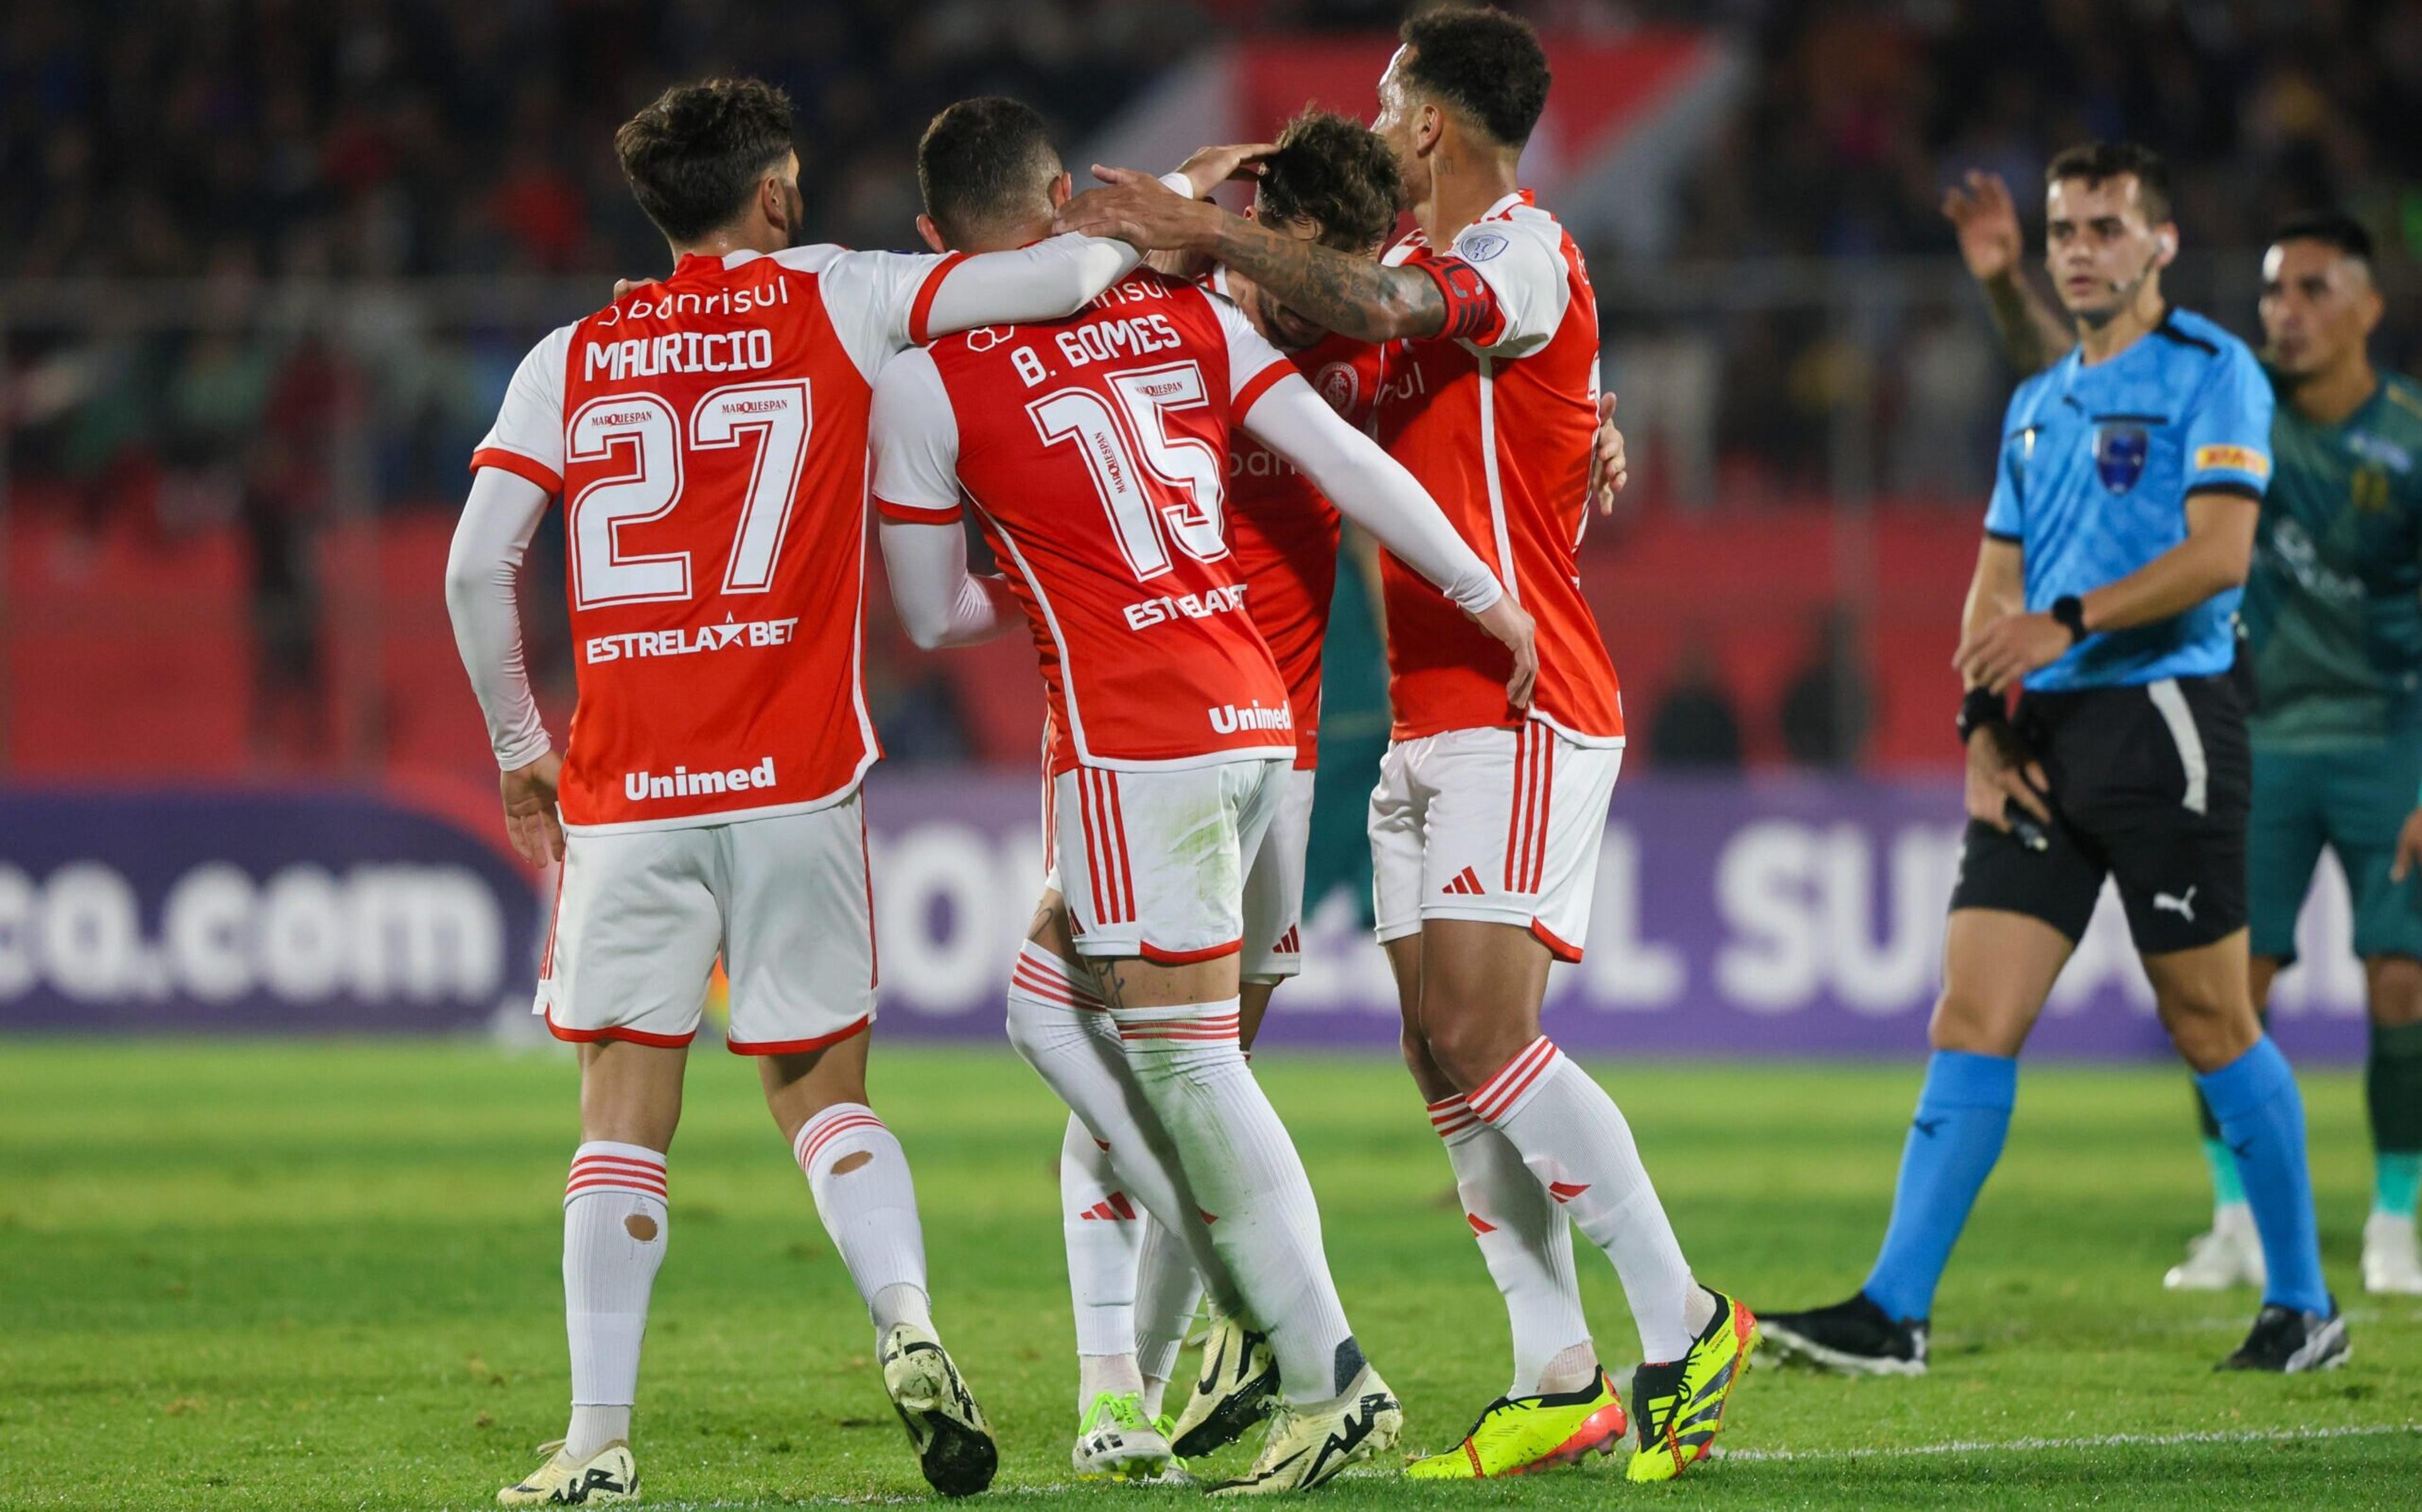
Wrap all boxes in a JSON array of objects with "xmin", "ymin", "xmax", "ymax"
[{"xmin": 2194, "ymin": 443, "xmax": 2271, "ymax": 479}]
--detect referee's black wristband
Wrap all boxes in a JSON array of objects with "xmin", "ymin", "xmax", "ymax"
[
  {"xmin": 2051, "ymin": 593, "xmax": 2088, "ymax": 644},
  {"xmin": 1956, "ymin": 685, "xmax": 2008, "ymax": 744}
]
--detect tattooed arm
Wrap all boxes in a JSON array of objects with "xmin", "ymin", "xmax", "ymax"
[
  {"xmin": 1200, "ymin": 214, "xmax": 1447, "ymax": 342},
  {"xmin": 1056, "ymin": 166, "xmax": 1451, "ymax": 343}
]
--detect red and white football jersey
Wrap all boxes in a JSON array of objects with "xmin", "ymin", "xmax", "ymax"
[
  {"xmin": 871, "ymin": 270, "xmax": 1299, "ymax": 776},
  {"xmin": 1376, "ymin": 191, "xmax": 1624, "ymax": 746},
  {"xmin": 1210, "ymin": 267, "xmax": 1383, "ymax": 770},
  {"xmin": 471, "ymin": 245, "xmax": 975, "ymax": 831}
]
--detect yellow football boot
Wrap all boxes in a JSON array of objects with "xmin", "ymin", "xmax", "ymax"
[
  {"xmin": 1627, "ymin": 1288, "xmax": 1758, "ymax": 1482},
  {"xmin": 1405, "ymin": 1370, "xmax": 1628, "ymax": 1479}
]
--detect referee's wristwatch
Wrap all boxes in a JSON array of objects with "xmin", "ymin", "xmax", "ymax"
[{"xmin": 2051, "ymin": 594, "xmax": 2088, "ymax": 644}]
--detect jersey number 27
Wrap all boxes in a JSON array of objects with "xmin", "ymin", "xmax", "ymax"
[{"xmin": 566, "ymin": 382, "xmax": 811, "ymax": 610}]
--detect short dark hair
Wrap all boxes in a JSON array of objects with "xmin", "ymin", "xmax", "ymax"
[
  {"xmin": 2044, "ymin": 141, "xmax": 2172, "ymax": 223},
  {"xmin": 1255, "ymin": 109, "xmax": 1401, "ymax": 253},
  {"xmin": 1398, "ymin": 6, "xmax": 1550, "ymax": 148},
  {"xmin": 917, "ymin": 96, "xmax": 1061, "ymax": 245},
  {"xmin": 2271, "ymin": 208, "xmax": 2374, "ymax": 265},
  {"xmin": 615, "ymin": 78, "xmax": 796, "ymax": 244}
]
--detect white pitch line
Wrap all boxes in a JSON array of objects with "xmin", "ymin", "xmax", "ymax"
[
  {"xmin": 1717, "ymin": 1421, "xmax": 2421, "ymax": 1463},
  {"xmin": 635, "ymin": 1423, "xmax": 2422, "ymax": 1506}
]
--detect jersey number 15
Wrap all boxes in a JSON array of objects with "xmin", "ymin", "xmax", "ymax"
[{"xmin": 1027, "ymin": 361, "xmax": 1227, "ymax": 581}]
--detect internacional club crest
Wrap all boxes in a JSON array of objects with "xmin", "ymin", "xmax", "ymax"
[
  {"xmin": 1314, "ymin": 361, "xmax": 1360, "ymax": 417},
  {"xmin": 2095, "ymin": 423, "xmax": 2149, "ymax": 494}
]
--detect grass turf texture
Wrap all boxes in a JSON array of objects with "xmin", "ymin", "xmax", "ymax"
[{"xmin": 2, "ymin": 1042, "xmax": 2416, "ymax": 1510}]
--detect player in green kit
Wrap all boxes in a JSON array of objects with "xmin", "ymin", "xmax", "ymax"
[{"xmin": 1946, "ymin": 176, "xmax": 2422, "ymax": 1295}]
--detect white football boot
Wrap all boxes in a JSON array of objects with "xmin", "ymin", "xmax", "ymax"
[
  {"xmin": 497, "ymin": 1441, "xmax": 636, "ymax": 1506},
  {"xmin": 2361, "ymin": 1211, "xmax": 2422, "ymax": 1295},
  {"xmin": 1166, "ymin": 1310, "xmax": 1278, "ymax": 1459},
  {"xmin": 1207, "ymin": 1362, "xmax": 1400, "ymax": 1497},
  {"xmin": 2163, "ymin": 1204, "xmax": 2266, "ymax": 1291},
  {"xmin": 1072, "ymin": 1390, "xmax": 1184, "ymax": 1482},
  {"xmin": 880, "ymin": 1321, "xmax": 998, "ymax": 1497}
]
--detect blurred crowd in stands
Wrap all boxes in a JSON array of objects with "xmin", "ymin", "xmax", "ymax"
[
  {"xmin": 1, "ymin": 1, "xmax": 1198, "ymax": 279},
  {"xmin": 4, "ymin": 1, "xmax": 2420, "ymax": 774}
]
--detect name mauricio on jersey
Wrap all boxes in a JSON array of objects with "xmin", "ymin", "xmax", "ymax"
[{"xmin": 586, "ymin": 616, "xmax": 799, "ymax": 663}]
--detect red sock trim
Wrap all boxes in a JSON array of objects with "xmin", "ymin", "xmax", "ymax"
[
  {"xmin": 1469, "ymin": 1037, "xmax": 1561, "ymax": 1124},
  {"xmin": 793, "ymin": 1107, "xmax": 889, "ymax": 1169}
]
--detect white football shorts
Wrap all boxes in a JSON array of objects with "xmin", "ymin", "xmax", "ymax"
[
  {"xmin": 1369, "ymin": 721, "xmax": 1623, "ymax": 961},
  {"xmin": 536, "ymin": 791, "xmax": 876, "ymax": 1053},
  {"xmin": 1052, "ymin": 756, "xmax": 1288, "ymax": 965},
  {"xmin": 1240, "ymin": 765, "xmax": 1316, "ymax": 983}
]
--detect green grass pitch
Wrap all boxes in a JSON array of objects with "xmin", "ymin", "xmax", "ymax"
[{"xmin": 3, "ymin": 1040, "xmax": 2416, "ymax": 1509}]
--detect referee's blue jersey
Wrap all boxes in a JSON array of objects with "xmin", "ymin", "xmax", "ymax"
[{"xmin": 1984, "ymin": 307, "xmax": 2274, "ymax": 692}]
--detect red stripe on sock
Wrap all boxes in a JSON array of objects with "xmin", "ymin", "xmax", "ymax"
[
  {"xmin": 1471, "ymin": 1037, "xmax": 1559, "ymax": 1122},
  {"xmin": 565, "ymin": 1175, "xmax": 667, "ymax": 1199},
  {"xmin": 566, "ymin": 1163, "xmax": 667, "ymax": 1183},
  {"xmin": 797, "ymin": 1112, "xmax": 887, "ymax": 1168},
  {"xmin": 571, "ymin": 1151, "xmax": 667, "ymax": 1170},
  {"xmin": 1463, "ymin": 1037, "xmax": 1559, "ymax": 1124},
  {"xmin": 1012, "ymin": 962, "xmax": 1099, "ymax": 1009},
  {"xmin": 1470, "ymin": 1037, "xmax": 1551, "ymax": 1113}
]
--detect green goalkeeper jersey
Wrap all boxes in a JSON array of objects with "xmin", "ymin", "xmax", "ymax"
[{"xmin": 2242, "ymin": 372, "xmax": 2422, "ymax": 749}]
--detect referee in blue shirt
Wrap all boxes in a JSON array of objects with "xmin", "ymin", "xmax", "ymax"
[{"xmin": 1765, "ymin": 144, "xmax": 2344, "ymax": 1375}]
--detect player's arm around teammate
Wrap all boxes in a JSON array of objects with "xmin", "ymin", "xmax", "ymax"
[
  {"xmin": 447, "ymin": 79, "xmax": 1182, "ymax": 1505},
  {"xmin": 872, "ymin": 96, "xmax": 1530, "ymax": 1491},
  {"xmin": 1072, "ymin": 11, "xmax": 1760, "ymax": 1482}
]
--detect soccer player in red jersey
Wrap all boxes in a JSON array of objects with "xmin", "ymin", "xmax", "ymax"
[
  {"xmin": 1016, "ymin": 112, "xmax": 1634, "ymax": 1477},
  {"xmin": 445, "ymin": 78, "xmax": 1154, "ymax": 1505},
  {"xmin": 870, "ymin": 96, "xmax": 1533, "ymax": 1493},
  {"xmin": 1057, "ymin": 8, "xmax": 1753, "ymax": 1482}
]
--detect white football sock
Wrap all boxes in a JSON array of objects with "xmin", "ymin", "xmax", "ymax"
[
  {"xmin": 1429, "ymin": 1094, "xmax": 1595, "ymax": 1394},
  {"xmin": 1003, "ymin": 943, "xmax": 1240, "ymax": 1322},
  {"xmin": 1470, "ymin": 1038, "xmax": 1700, "ymax": 1363},
  {"xmin": 1079, "ymin": 1351, "xmax": 1146, "ymax": 1404},
  {"xmin": 1058, "ymin": 1111, "xmax": 1144, "ymax": 1407},
  {"xmin": 792, "ymin": 1104, "xmax": 932, "ymax": 1340},
  {"xmin": 562, "ymin": 1141, "xmax": 669, "ymax": 1459},
  {"xmin": 1115, "ymin": 999, "xmax": 1357, "ymax": 1405},
  {"xmin": 1134, "ymin": 1213, "xmax": 1203, "ymax": 1410}
]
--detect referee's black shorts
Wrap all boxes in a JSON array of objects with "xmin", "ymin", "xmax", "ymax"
[{"xmin": 1950, "ymin": 671, "xmax": 2250, "ymax": 955}]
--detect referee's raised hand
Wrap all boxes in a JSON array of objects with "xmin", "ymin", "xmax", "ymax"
[{"xmin": 1963, "ymin": 720, "xmax": 2051, "ymax": 832}]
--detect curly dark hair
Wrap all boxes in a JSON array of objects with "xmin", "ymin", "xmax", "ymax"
[
  {"xmin": 2045, "ymin": 141, "xmax": 2172, "ymax": 223},
  {"xmin": 615, "ymin": 78, "xmax": 796, "ymax": 244},
  {"xmin": 1398, "ymin": 6, "xmax": 1550, "ymax": 148},
  {"xmin": 1255, "ymin": 109, "xmax": 1401, "ymax": 253}
]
